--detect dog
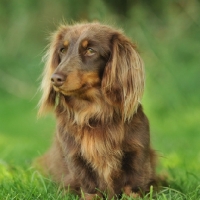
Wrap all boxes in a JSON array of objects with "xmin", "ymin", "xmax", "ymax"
[{"xmin": 38, "ymin": 22, "xmax": 157, "ymax": 199}]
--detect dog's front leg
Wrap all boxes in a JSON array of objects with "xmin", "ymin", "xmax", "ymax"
[
  {"xmin": 69, "ymin": 156, "xmax": 102, "ymax": 199},
  {"xmin": 80, "ymin": 193, "xmax": 102, "ymax": 200}
]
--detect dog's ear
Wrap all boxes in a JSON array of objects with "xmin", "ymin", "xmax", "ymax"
[
  {"xmin": 102, "ymin": 33, "xmax": 144, "ymax": 122},
  {"xmin": 38, "ymin": 26, "xmax": 67, "ymax": 116}
]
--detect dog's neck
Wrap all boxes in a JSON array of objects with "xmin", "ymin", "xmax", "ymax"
[{"xmin": 55, "ymin": 90, "xmax": 121, "ymax": 127}]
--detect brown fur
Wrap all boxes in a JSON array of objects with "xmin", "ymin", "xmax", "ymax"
[{"xmin": 37, "ymin": 22, "xmax": 157, "ymax": 199}]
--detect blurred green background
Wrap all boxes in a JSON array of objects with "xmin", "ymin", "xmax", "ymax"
[{"xmin": 0, "ymin": 0, "xmax": 200, "ymax": 191}]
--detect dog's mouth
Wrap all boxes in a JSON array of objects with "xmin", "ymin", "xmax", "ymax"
[
  {"xmin": 52, "ymin": 85, "xmax": 81, "ymax": 95},
  {"xmin": 51, "ymin": 71, "xmax": 101, "ymax": 97},
  {"xmin": 52, "ymin": 83, "xmax": 95, "ymax": 97}
]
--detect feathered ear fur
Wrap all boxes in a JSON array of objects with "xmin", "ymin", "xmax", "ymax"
[
  {"xmin": 38, "ymin": 26, "xmax": 68, "ymax": 116},
  {"xmin": 102, "ymin": 33, "xmax": 145, "ymax": 122}
]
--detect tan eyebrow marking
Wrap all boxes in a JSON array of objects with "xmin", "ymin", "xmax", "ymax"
[
  {"xmin": 63, "ymin": 40, "xmax": 69, "ymax": 47},
  {"xmin": 82, "ymin": 40, "xmax": 88, "ymax": 48}
]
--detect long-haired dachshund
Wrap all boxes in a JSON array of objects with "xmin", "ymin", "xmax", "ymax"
[{"xmin": 38, "ymin": 22, "xmax": 157, "ymax": 199}]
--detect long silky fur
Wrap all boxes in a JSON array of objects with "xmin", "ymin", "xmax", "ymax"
[
  {"xmin": 38, "ymin": 25, "xmax": 68, "ymax": 115},
  {"xmin": 102, "ymin": 33, "xmax": 144, "ymax": 122},
  {"xmin": 37, "ymin": 22, "xmax": 157, "ymax": 199}
]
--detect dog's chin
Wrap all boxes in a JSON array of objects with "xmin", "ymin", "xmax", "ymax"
[
  {"xmin": 55, "ymin": 88, "xmax": 80, "ymax": 96},
  {"xmin": 60, "ymin": 90, "xmax": 80, "ymax": 96},
  {"xmin": 54, "ymin": 85, "xmax": 92, "ymax": 98}
]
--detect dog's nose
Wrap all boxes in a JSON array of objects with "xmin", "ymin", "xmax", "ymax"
[{"xmin": 51, "ymin": 73, "xmax": 66, "ymax": 87}]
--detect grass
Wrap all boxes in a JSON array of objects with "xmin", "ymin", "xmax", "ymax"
[
  {"xmin": 0, "ymin": 163, "xmax": 199, "ymax": 200},
  {"xmin": 0, "ymin": 73, "xmax": 199, "ymax": 200},
  {"xmin": 0, "ymin": 1, "xmax": 200, "ymax": 199},
  {"xmin": 0, "ymin": 166, "xmax": 78, "ymax": 199}
]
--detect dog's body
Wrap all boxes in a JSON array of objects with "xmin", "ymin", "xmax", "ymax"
[{"xmin": 38, "ymin": 22, "xmax": 157, "ymax": 199}]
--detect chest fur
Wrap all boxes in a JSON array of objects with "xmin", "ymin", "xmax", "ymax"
[{"xmin": 58, "ymin": 120, "xmax": 124, "ymax": 185}]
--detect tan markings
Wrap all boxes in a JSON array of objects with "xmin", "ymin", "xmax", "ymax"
[
  {"xmin": 82, "ymin": 40, "xmax": 88, "ymax": 48},
  {"xmin": 64, "ymin": 70, "xmax": 81, "ymax": 90},
  {"xmin": 82, "ymin": 192, "xmax": 102, "ymax": 200},
  {"xmin": 63, "ymin": 40, "xmax": 69, "ymax": 47},
  {"xmin": 82, "ymin": 72, "xmax": 100, "ymax": 86},
  {"xmin": 123, "ymin": 186, "xmax": 140, "ymax": 198}
]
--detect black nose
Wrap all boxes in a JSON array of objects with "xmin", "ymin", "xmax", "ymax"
[{"xmin": 51, "ymin": 73, "xmax": 66, "ymax": 87}]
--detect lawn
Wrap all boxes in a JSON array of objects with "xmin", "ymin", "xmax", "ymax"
[{"xmin": 0, "ymin": 1, "xmax": 200, "ymax": 199}]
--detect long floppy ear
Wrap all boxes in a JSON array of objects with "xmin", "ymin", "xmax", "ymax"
[
  {"xmin": 102, "ymin": 33, "xmax": 144, "ymax": 122},
  {"xmin": 38, "ymin": 25, "xmax": 67, "ymax": 116}
]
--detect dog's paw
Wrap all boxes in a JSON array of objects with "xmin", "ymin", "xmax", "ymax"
[
  {"xmin": 81, "ymin": 193, "xmax": 102, "ymax": 200},
  {"xmin": 123, "ymin": 186, "xmax": 140, "ymax": 198}
]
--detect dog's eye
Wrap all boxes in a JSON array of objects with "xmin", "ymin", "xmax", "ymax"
[
  {"xmin": 60, "ymin": 47, "xmax": 66, "ymax": 54},
  {"xmin": 85, "ymin": 48, "xmax": 95, "ymax": 56}
]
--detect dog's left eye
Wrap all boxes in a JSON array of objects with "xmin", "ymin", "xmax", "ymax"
[
  {"xmin": 85, "ymin": 48, "xmax": 95, "ymax": 56},
  {"xmin": 60, "ymin": 47, "xmax": 67, "ymax": 54}
]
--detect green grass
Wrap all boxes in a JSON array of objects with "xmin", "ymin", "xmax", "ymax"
[
  {"xmin": 1, "ymin": 1, "xmax": 200, "ymax": 199},
  {"xmin": 0, "ymin": 85, "xmax": 199, "ymax": 200},
  {"xmin": 0, "ymin": 166, "xmax": 78, "ymax": 199},
  {"xmin": 0, "ymin": 162, "xmax": 199, "ymax": 200}
]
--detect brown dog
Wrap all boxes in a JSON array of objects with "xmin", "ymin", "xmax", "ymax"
[{"xmin": 38, "ymin": 22, "xmax": 157, "ymax": 199}]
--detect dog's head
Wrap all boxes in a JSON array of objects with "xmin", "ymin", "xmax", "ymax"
[{"xmin": 39, "ymin": 22, "xmax": 144, "ymax": 121}]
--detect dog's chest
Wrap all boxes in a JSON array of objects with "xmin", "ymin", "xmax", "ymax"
[
  {"xmin": 79, "ymin": 125, "xmax": 124, "ymax": 181},
  {"xmin": 58, "ymin": 115, "xmax": 124, "ymax": 184}
]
